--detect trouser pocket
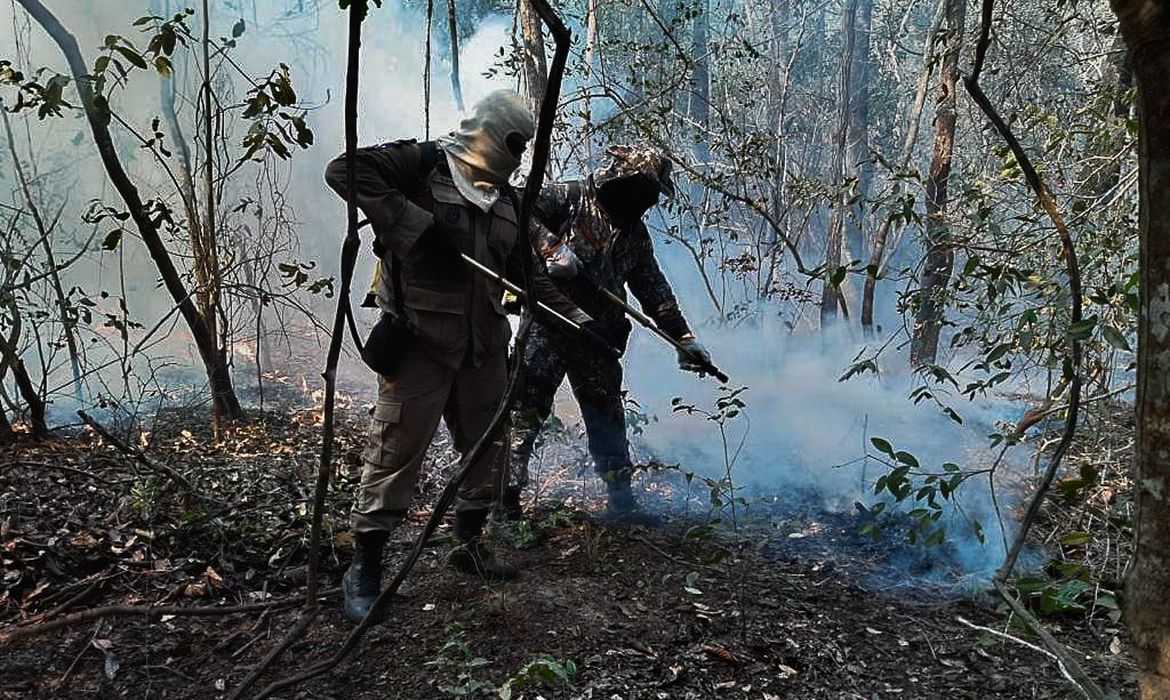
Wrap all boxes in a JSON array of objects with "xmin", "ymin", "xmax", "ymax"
[
  {"xmin": 355, "ymin": 400, "xmax": 415, "ymax": 528},
  {"xmin": 362, "ymin": 401, "xmax": 403, "ymax": 470}
]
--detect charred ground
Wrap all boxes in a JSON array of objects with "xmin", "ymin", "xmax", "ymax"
[{"xmin": 0, "ymin": 378, "xmax": 1138, "ymax": 699}]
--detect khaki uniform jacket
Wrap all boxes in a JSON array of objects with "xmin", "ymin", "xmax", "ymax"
[{"xmin": 325, "ymin": 140, "xmax": 591, "ymax": 369}]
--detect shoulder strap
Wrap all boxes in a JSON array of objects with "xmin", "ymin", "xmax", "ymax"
[
  {"xmin": 390, "ymin": 140, "xmax": 440, "ymax": 317},
  {"xmin": 391, "ymin": 256, "xmax": 405, "ymax": 316},
  {"xmin": 418, "ymin": 140, "xmax": 439, "ymax": 181}
]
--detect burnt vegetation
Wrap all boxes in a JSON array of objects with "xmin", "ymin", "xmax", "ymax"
[{"xmin": 0, "ymin": 0, "xmax": 1160, "ymax": 698}]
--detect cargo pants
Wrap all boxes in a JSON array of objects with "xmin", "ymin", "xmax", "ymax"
[
  {"xmin": 507, "ymin": 322, "xmax": 631, "ymax": 492},
  {"xmin": 353, "ymin": 344, "xmax": 509, "ymax": 533}
]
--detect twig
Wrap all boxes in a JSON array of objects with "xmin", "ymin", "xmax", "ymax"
[
  {"xmin": 0, "ymin": 589, "xmax": 339, "ymax": 647},
  {"xmin": 27, "ymin": 580, "xmax": 105, "ymax": 624},
  {"xmin": 55, "ymin": 622, "xmax": 100, "ymax": 688},
  {"xmin": 959, "ymin": 11, "xmax": 1103, "ymax": 697},
  {"xmin": 0, "ymin": 459, "xmax": 114, "ymax": 485},
  {"xmin": 220, "ymin": 7, "xmax": 370, "ymax": 697},
  {"xmin": 989, "ymin": 582, "xmax": 1107, "ymax": 700},
  {"xmin": 226, "ymin": 608, "xmax": 319, "ymax": 700},
  {"xmin": 957, "ymin": 615, "xmax": 1057, "ymax": 661},
  {"xmin": 76, "ymin": 410, "xmax": 194, "ymax": 493},
  {"xmin": 633, "ymin": 533, "xmax": 724, "ymax": 574}
]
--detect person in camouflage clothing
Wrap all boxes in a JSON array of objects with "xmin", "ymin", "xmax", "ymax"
[{"xmin": 499, "ymin": 144, "xmax": 713, "ymax": 523}]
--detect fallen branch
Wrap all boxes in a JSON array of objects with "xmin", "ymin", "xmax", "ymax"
[
  {"xmin": 634, "ymin": 533, "xmax": 725, "ymax": 574},
  {"xmin": 76, "ymin": 410, "xmax": 194, "ymax": 493},
  {"xmin": 226, "ymin": 608, "xmax": 319, "ymax": 700},
  {"xmin": 989, "ymin": 582, "xmax": 1107, "ymax": 700},
  {"xmin": 25, "ymin": 579, "xmax": 106, "ymax": 625},
  {"xmin": 0, "ymin": 459, "xmax": 115, "ymax": 485},
  {"xmin": 956, "ymin": 615, "xmax": 1089, "ymax": 689},
  {"xmin": 0, "ymin": 589, "xmax": 340, "ymax": 648}
]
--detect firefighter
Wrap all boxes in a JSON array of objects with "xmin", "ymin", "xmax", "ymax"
[
  {"xmin": 500, "ymin": 144, "xmax": 712, "ymax": 524},
  {"xmin": 324, "ymin": 90, "xmax": 601, "ymax": 623}
]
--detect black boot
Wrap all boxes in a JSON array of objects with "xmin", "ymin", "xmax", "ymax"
[
  {"xmin": 605, "ymin": 479, "xmax": 660, "ymax": 526},
  {"xmin": 493, "ymin": 486, "xmax": 524, "ymax": 522},
  {"xmin": 342, "ymin": 530, "xmax": 388, "ymax": 623},
  {"xmin": 447, "ymin": 509, "xmax": 519, "ymax": 581}
]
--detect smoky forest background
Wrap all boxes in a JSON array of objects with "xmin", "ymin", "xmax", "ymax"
[{"xmin": 1, "ymin": 0, "xmax": 1165, "ymax": 697}]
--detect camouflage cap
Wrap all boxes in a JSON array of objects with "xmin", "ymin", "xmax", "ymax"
[{"xmin": 593, "ymin": 144, "xmax": 676, "ymax": 198}]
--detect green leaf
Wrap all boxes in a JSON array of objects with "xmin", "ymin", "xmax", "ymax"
[
  {"xmin": 924, "ymin": 528, "xmax": 945, "ymax": 548},
  {"xmin": 1014, "ymin": 577, "xmax": 1048, "ymax": 595},
  {"xmin": 894, "ymin": 451, "xmax": 919, "ymax": 469},
  {"xmin": 1096, "ymin": 594, "xmax": 1119, "ymax": 610},
  {"xmin": 1102, "ymin": 325, "xmax": 1131, "ymax": 351},
  {"xmin": 102, "ymin": 229, "xmax": 123, "ymax": 250},
  {"xmin": 114, "ymin": 45, "xmax": 148, "ymax": 70},
  {"xmin": 986, "ymin": 343, "xmax": 1012, "ymax": 364},
  {"xmin": 1067, "ymin": 315, "xmax": 1098, "ymax": 341},
  {"xmin": 1060, "ymin": 531, "xmax": 1092, "ymax": 546},
  {"xmin": 830, "ymin": 266, "xmax": 847, "ymax": 286},
  {"xmin": 870, "ymin": 436, "xmax": 894, "ymax": 457}
]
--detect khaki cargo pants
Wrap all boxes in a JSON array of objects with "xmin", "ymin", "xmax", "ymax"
[{"xmin": 353, "ymin": 344, "xmax": 509, "ymax": 533}]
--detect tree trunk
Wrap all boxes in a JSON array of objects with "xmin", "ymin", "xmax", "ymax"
[
  {"xmin": 199, "ymin": 0, "xmax": 238, "ymax": 428},
  {"xmin": 518, "ymin": 0, "xmax": 547, "ymax": 116},
  {"xmin": 861, "ymin": 0, "xmax": 947, "ymax": 332},
  {"xmin": 583, "ymin": 0, "xmax": 599, "ymax": 166},
  {"xmin": 761, "ymin": 0, "xmax": 791, "ymax": 297},
  {"xmin": 689, "ymin": 0, "xmax": 710, "ymax": 160},
  {"xmin": 908, "ymin": 0, "xmax": 965, "ymax": 367},
  {"xmin": 424, "ymin": 0, "xmax": 434, "ymax": 137},
  {"xmin": 0, "ymin": 402, "xmax": 13, "ymax": 444},
  {"xmin": 0, "ymin": 305, "xmax": 48, "ymax": 438},
  {"xmin": 1110, "ymin": 4, "xmax": 1170, "ymax": 697},
  {"xmin": 820, "ymin": 0, "xmax": 859, "ymax": 326},
  {"xmin": 15, "ymin": 0, "xmax": 243, "ymax": 422},
  {"xmin": 446, "ymin": 0, "xmax": 463, "ymax": 112},
  {"xmin": 843, "ymin": 0, "xmax": 874, "ymax": 262}
]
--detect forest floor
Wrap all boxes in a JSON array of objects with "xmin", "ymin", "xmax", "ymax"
[{"xmin": 0, "ymin": 369, "xmax": 1139, "ymax": 699}]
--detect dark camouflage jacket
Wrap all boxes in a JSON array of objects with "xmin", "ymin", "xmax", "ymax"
[{"xmin": 531, "ymin": 178, "xmax": 691, "ymax": 340}]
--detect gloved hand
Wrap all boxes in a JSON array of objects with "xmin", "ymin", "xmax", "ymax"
[
  {"xmin": 676, "ymin": 336, "xmax": 712, "ymax": 374},
  {"xmin": 412, "ymin": 222, "xmax": 464, "ymax": 278}
]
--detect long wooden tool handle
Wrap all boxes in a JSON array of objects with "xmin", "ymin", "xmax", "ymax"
[
  {"xmin": 596, "ymin": 287, "xmax": 729, "ymax": 383},
  {"xmin": 460, "ymin": 254, "xmax": 622, "ymax": 359}
]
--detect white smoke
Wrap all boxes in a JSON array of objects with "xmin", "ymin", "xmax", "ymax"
[{"xmin": 621, "ymin": 315, "xmax": 1036, "ymax": 583}]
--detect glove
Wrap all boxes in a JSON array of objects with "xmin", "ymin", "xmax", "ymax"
[
  {"xmin": 676, "ymin": 336, "xmax": 712, "ymax": 374},
  {"xmin": 412, "ymin": 222, "xmax": 464, "ymax": 278}
]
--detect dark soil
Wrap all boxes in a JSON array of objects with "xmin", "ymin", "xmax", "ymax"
[{"xmin": 0, "ymin": 383, "xmax": 1139, "ymax": 699}]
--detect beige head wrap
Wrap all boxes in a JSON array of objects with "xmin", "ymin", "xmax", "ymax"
[{"xmin": 438, "ymin": 90, "xmax": 535, "ymax": 186}]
